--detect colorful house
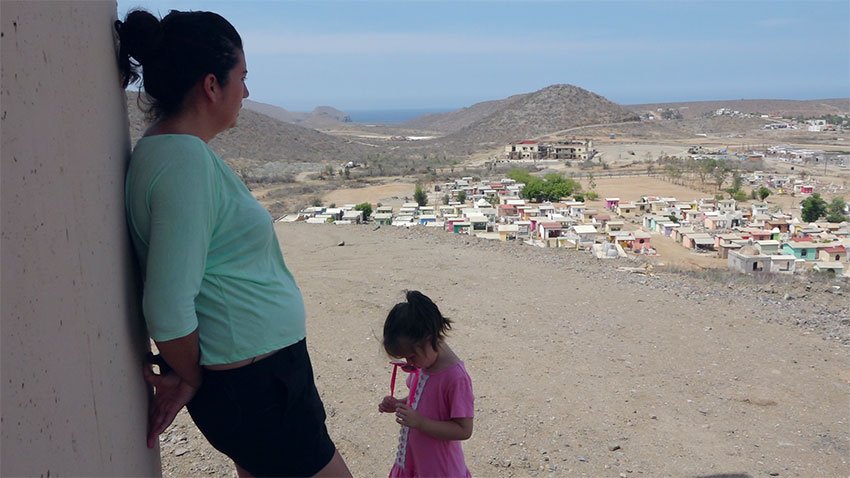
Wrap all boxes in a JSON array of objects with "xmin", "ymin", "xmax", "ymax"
[
  {"xmin": 616, "ymin": 202, "xmax": 638, "ymax": 218},
  {"xmin": 818, "ymin": 245, "xmax": 847, "ymax": 262},
  {"xmin": 728, "ymin": 242, "xmax": 796, "ymax": 274},
  {"xmin": 781, "ymin": 240, "xmax": 819, "ymax": 261},
  {"xmin": 497, "ymin": 224, "xmax": 519, "ymax": 241},
  {"xmin": 632, "ymin": 231, "xmax": 652, "ymax": 252}
]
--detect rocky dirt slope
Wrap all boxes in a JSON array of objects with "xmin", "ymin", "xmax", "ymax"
[{"xmin": 158, "ymin": 223, "xmax": 849, "ymax": 478}]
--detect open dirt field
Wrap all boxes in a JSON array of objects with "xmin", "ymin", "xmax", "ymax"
[
  {"xmin": 322, "ymin": 182, "xmax": 416, "ymax": 207},
  {"xmin": 158, "ymin": 223, "xmax": 850, "ymax": 478}
]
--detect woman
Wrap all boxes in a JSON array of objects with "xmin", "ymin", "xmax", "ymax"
[{"xmin": 116, "ymin": 9, "xmax": 351, "ymax": 477}]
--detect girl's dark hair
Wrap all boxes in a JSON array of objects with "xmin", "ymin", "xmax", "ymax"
[
  {"xmin": 115, "ymin": 9, "xmax": 243, "ymax": 121},
  {"xmin": 383, "ymin": 290, "xmax": 452, "ymax": 357}
]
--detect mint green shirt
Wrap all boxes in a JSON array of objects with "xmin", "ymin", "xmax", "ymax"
[{"xmin": 125, "ymin": 135, "xmax": 306, "ymax": 365}]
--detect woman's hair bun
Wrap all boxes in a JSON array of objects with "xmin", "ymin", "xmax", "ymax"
[{"xmin": 116, "ymin": 9, "xmax": 163, "ymax": 66}]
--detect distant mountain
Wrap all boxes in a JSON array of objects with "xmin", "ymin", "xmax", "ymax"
[
  {"xmin": 126, "ymin": 92, "xmax": 369, "ymax": 164},
  {"xmin": 431, "ymin": 84, "xmax": 640, "ymax": 148},
  {"xmin": 242, "ymin": 100, "xmax": 350, "ymax": 128},
  {"xmin": 628, "ymin": 98, "xmax": 850, "ymax": 120}
]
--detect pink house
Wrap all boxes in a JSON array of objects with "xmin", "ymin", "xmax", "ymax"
[
  {"xmin": 605, "ymin": 197, "xmax": 620, "ymax": 210},
  {"xmin": 740, "ymin": 229, "xmax": 772, "ymax": 241},
  {"xmin": 538, "ymin": 222, "xmax": 564, "ymax": 240},
  {"xmin": 498, "ymin": 204, "xmax": 517, "ymax": 217},
  {"xmin": 632, "ymin": 231, "xmax": 652, "ymax": 252},
  {"xmin": 444, "ymin": 218, "xmax": 462, "ymax": 232}
]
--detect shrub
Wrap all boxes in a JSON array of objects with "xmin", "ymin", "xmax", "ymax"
[{"xmin": 354, "ymin": 202, "xmax": 373, "ymax": 220}]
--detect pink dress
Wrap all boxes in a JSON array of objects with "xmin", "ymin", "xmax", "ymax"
[{"xmin": 389, "ymin": 361, "xmax": 474, "ymax": 478}]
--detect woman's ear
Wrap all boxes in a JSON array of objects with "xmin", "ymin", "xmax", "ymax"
[{"xmin": 201, "ymin": 73, "xmax": 218, "ymax": 102}]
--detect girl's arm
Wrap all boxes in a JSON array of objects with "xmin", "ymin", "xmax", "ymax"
[
  {"xmin": 395, "ymin": 404, "xmax": 473, "ymax": 440},
  {"xmin": 379, "ymin": 395, "xmax": 406, "ymax": 413}
]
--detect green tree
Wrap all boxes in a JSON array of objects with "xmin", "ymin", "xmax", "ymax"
[
  {"xmin": 758, "ymin": 186, "xmax": 771, "ymax": 201},
  {"xmin": 826, "ymin": 197, "xmax": 848, "ymax": 223},
  {"xmin": 512, "ymin": 171, "xmax": 581, "ymax": 202},
  {"xmin": 442, "ymin": 194, "xmax": 450, "ymax": 205},
  {"xmin": 521, "ymin": 178, "xmax": 546, "ymax": 202},
  {"xmin": 354, "ymin": 202, "xmax": 372, "ymax": 220},
  {"xmin": 724, "ymin": 172, "xmax": 744, "ymax": 199},
  {"xmin": 801, "ymin": 193, "xmax": 828, "ymax": 222},
  {"xmin": 696, "ymin": 158, "xmax": 716, "ymax": 184},
  {"xmin": 730, "ymin": 190, "xmax": 748, "ymax": 202},
  {"xmin": 712, "ymin": 165, "xmax": 729, "ymax": 190},
  {"xmin": 457, "ymin": 190, "xmax": 467, "ymax": 203},
  {"xmin": 507, "ymin": 169, "xmax": 534, "ymax": 184},
  {"xmin": 413, "ymin": 183, "xmax": 428, "ymax": 207}
]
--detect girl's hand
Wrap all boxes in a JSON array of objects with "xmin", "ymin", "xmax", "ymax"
[
  {"xmin": 143, "ymin": 363, "xmax": 198, "ymax": 449},
  {"xmin": 395, "ymin": 403, "xmax": 424, "ymax": 429},
  {"xmin": 378, "ymin": 395, "xmax": 403, "ymax": 413}
]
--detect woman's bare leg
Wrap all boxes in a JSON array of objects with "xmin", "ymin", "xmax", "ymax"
[{"xmin": 314, "ymin": 450, "xmax": 352, "ymax": 478}]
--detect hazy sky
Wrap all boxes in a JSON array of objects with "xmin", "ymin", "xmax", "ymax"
[{"xmin": 117, "ymin": 0, "xmax": 850, "ymax": 112}]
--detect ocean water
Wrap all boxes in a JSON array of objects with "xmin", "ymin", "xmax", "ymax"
[{"xmin": 346, "ymin": 108, "xmax": 454, "ymax": 125}]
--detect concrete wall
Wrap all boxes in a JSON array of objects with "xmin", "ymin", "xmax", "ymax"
[{"xmin": 1, "ymin": 1, "xmax": 159, "ymax": 475}]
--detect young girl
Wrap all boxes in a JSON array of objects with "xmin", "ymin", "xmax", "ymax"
[{"xmin": 378, "ymin": 290, "xmax": 475, "ymax": 478}]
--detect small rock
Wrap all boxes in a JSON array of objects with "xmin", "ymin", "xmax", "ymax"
[
  {"xmin": 174, "ymin": 447, "xmax": 188, "ymax": 456},
  {"xmin": 784, "ymin": 293, "xmax": 793, "ymax": 300},
  {"xmin": 577, "ymin": 455, "xmax": 588, "ymax": 462},
  {"xmin": 337, "ymin": 241, "xmax": 345, "ymax": 246},
  {"xmin": 609, "ymin": 444, "xmax": 621, "ymax": 451}
]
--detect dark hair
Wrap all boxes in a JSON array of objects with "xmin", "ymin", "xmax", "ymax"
[
  {"xmin": 115, "ymin": 9, "xmax": 243, "ymax": 121},
  {"xmin": 383, "ymin": 290, "xmax": 452, "ymax": 357}
]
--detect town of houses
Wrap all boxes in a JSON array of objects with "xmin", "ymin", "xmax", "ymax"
[{"xmin": 282, "ymin": 175, "xmax": 850, "ymax": 279}]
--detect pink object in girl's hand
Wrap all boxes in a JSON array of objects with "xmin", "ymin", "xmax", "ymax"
[{"xmin": 389, "ymin": 361, "xmax": 419, "ymax": 404}]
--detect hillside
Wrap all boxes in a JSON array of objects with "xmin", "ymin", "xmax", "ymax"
[
  {"xmin": 628, "ymin": 98, "xmax": 850, "ymax": 119},
  {"xmin": 243, "ymin": 99, "xmax": 351, "ymax": 128},
  {"xmin": 432, "ymin": 84, "xmax": 640, "ymax": 149},
  {"xmin": 159, "ymin": 222, "xmax": 850, "ymax": 478},
  {"xmin": 126, "ymin": 92, "xmax": 370, "ymax": 168},
  {"xmin": 401, "ymin": 96, "xmax": 524, "ymax": 133}
]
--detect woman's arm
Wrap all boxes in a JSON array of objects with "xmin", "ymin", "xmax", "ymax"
[
  {"xmin": 143, "ymin": 330, "xmax": 202, "ymax": 449},
  {"xmin": 155, "ymin": 329, "xmax": 202, "ymax": 388}
]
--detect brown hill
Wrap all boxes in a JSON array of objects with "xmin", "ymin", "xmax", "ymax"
[
  {"xmin": 628, "ymin": 98, "xmax": 850, "ymax": 119},
  {"xmin": 430, "ymin": 84, "xmax": 639, "ymax": 149},
  {"xmin": 401, "ymin": 96, "xmax": 524, "ymax": 133},
  {"xmin": 127, "ymin": 92, "xmax": 370, "ymax": 168},
  {"xmin": 243, "ymin": 100, "xmax": 351, "ymax": 128}
]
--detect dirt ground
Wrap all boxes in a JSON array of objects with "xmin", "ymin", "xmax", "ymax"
[
  {"xmin": 322, "ymin": 182, "xmax": 416, "ymax": 207},
  {"xmin": 158, "ymin": 223, "xmax": 850, "ymax": 478}
]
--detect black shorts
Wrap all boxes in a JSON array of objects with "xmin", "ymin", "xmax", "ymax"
[{"xmin": 187, "ymin": 339, "xmax": 336, "ymax": 477}]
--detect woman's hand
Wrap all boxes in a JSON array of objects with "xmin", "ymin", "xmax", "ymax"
[
  {"xmin": 378, "ymin": 395, "xmax": 404, "ymax": 413},
  {"xmin": 394, "ymin": 403, "xmax": 424, "ymax": 429},
  {"xmin": 143, "ymin": 363, "xmax": 198, "ymax": 449}
]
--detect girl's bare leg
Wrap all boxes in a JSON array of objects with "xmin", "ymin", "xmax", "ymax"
[{"xmin": 314, "ymin": 450, "xmax": 352, "ymax": 478}]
